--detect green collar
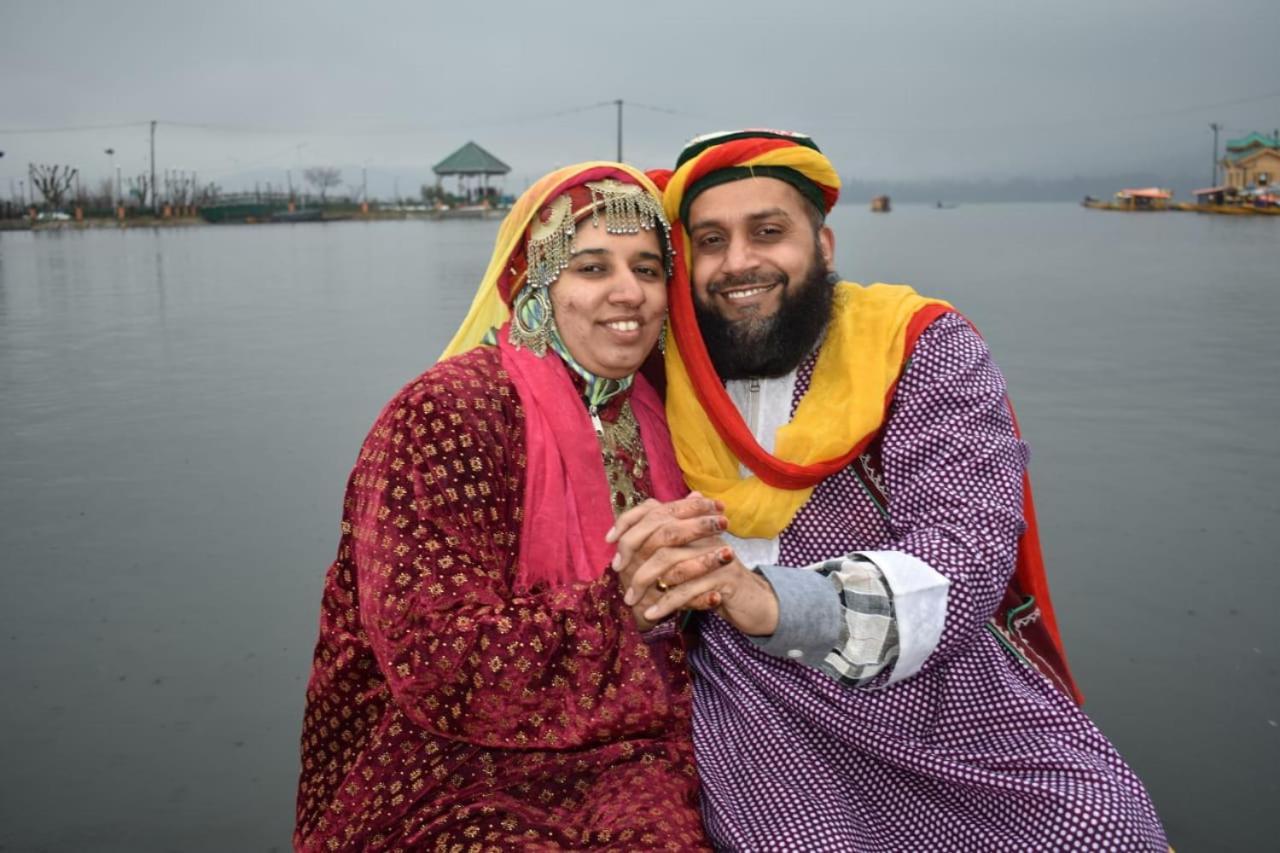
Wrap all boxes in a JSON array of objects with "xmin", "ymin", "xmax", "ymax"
[{"xmin": 548, "ymin": 329, "xmax": 632, "ymax": 409}]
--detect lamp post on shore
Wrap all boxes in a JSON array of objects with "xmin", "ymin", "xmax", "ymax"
[
  {"xmin": 104, "ymin": 148, "xmax": 119, "ymax": 206},
  {"xmin": 1209, "ymin": 123, "xmax": 1221, "ymax": 188},
  {"xmin": 150, "ymin": 120, "xmax": 158, "ymax": 216},
  {"xmin": 615, "ymin": 99, "xmax": 623, "ymax": 162}
]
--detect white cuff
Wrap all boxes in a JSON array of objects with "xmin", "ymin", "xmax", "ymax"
[{"xmin": 856, "ymin": 550, "xmax": 950, "ymax": 683}]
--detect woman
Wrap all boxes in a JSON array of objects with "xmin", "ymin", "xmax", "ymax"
[{"xmin": 294, "ymin": 163, "xmax": 711, "ymax": 851}]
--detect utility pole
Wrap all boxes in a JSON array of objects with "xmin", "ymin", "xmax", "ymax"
[
  {"xmin": 615, "ymin": 99, "xmax": 623, "ymax": 162},
  {"xmin": 150, "ymin": 120, "xmax": 158, "ymax": 214},
  {"xmin": 362, "ymin": 165, "xmax": 367, "ymax": 203},
  {"xmin": 1209, "ymin": 122, "xmax": 1221, "ymax": 188}
]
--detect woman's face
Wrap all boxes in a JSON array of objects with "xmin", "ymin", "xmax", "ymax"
[{"xmin": 549, "ymin": 219, "xmax": 667, "ymax": 380}]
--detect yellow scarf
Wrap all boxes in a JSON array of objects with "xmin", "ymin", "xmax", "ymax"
[{"xmin": 665, "ymin": 282, "xmax": 950, "ymax": 539}]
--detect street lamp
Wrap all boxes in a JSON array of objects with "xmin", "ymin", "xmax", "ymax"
[{"xmin": 104, "ymin": 148, "xmax": 118, "ymax": 206}]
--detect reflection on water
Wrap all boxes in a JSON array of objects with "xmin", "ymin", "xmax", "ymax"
[{"xmin": 1, "ymin": 209, "xmax": 1277, "ymax": 850}]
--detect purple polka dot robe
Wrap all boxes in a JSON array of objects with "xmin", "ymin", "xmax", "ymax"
[{"xmin": 691, "ymin": 313, "xmax": 1168, "ymax": 851}]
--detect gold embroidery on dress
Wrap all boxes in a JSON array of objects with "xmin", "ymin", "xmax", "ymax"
[{"xmin": 597, "ymin": 401, "xmax": 649, "ymax": 516}]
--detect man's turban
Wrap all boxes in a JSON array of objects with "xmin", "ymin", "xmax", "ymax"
[{"xmin": 663, "ymin": 129, "xmax": 841, "ymax": 228}]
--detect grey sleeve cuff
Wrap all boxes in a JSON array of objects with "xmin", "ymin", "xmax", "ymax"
[{"xmin": 747, "ymin": 564, "xmax": 845, "ymax": 663}]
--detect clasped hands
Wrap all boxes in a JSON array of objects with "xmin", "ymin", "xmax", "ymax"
[{"xmin": 606, "ymin": 493, "xmax": 779, "ymax": 636}]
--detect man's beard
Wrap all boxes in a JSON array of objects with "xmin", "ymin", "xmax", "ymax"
[{"xmin": 693, "ymin": 246, "xmax": 835, "ymax": 380}]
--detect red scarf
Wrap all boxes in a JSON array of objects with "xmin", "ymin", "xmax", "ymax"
[{"xmin": 498, "ymin": 329, "xmax": 687, "ymax": 591}]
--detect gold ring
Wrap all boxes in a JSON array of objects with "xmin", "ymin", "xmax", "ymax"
[{"xmin": 655, "ymin": 579, "xmax": 671, "ymax": 593}]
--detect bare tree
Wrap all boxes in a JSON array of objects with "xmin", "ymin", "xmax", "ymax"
[
  {"xmin": 304, "ymin": 166, "xmax": 342, "ymax": 203},
  {"xmin": 164, "ymin": 170, "xmax": 195, "ymax": 207},
  {"xmin": 28, "ymin": 164, "xmax": 79, "ymax": 210},
  {"xmin": 197, "ymin": 182, "xmax": 221, "ymax": 205}
]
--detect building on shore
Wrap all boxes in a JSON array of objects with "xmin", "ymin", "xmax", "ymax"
[
  {"xmin": 432, "ymin": 142, "xmax": 511, "ymax": 206},
  {"xmin": 1221, "ymin": 132, "xmax": 1280, "ymax": 191}
]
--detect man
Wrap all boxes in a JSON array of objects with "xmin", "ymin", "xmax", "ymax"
[{"xmin": 610, "ymin": 130, "xmax": 1167, "ymax": 850}]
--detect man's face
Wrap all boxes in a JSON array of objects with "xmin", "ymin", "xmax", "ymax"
[{"xmin": 686, "ymin": 177, "xmax": 836, "ymax": 379}]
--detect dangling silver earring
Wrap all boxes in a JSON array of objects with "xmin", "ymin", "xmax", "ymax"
[
  {"xmin": 508, "ymin": 285, "xmax": 556, "ymax": 356},
  {"xmin": 825, "ymin": 271, "xmax": 841, "ymax": 286},
  {"xmin": 657, "ymin": 316, "xmax": 668, "ymax": 355}
]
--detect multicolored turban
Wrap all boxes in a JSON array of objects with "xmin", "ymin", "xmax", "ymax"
[{"xmin": 663, "ymin": 128, "xmax": 841, "ymax": 227}]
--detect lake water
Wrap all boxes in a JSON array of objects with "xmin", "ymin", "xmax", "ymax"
[{"xmin": 1, "ymin": 205, "xmax": 1277, "ymax": 851}]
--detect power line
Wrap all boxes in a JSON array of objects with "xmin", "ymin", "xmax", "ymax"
[
  {"xmin": 629, "ymin": 102, "xmax": 706, "ymax": 119},
  {"xmin": 0, "ymin": 101, "xmax": 674, "ymax": 140},
  {"xmin": 0, "ymin": 121, "xmax": 149, "ymax": 134},
  {"xmin": 155, "ymin": 102, "xmax": 622, "ymax": 137},
  {"xmin": 3, "ymin": 90, "xmax": 1276, "ymax": 140}
]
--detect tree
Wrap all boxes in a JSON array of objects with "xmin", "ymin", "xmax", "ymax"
[
  {"xmin": 28, "ymin": 163, "xmax": 78, "ymax": 210},
  {"xmin": 128, "ymin": 173, "xmax": 152, "ymax": 208},
  {"xmin": 304, "ymin": 166, "xmax": 342, "ymax": 203},
  {"xmin": 164, "ymin": 170, "xmax": 195, "ymax": 206},
  {"xmin": 196, "ymin": 182, "xmax": 221, "ymax": 205},
  {"xmin": 421, "ymin": 183, "xmax": 446, "ymax": 206}
]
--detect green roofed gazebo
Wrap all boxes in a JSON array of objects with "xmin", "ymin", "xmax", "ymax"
[{"xmin": 433, "ymin": 141, "xmax": 511, "ymax": 204}]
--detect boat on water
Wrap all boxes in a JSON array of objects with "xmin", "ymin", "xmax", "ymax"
[
  {"xmin": 870, "ymin": 195, "xmax": 891, "ymax": 213},
  {"xmin": 1082, "ymin": 187, "xmax": 1173, "ymax": 211},
  {"xmin": 1084, "ymin": 183, "xmax": 1279, "ymax": 217},
  {"xmin": 1188, "ymin": 185, "xmax": 1280, "ymax": 216}
]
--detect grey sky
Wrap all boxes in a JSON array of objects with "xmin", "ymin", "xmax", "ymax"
[{"xmin": 3, "ymin": 0, "xmax": 1278, "ymax": 196}]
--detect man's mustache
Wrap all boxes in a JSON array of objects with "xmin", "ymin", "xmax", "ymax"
[{"xmin": 706, "ymin": 270, "xmax": 788, "ymax": 294}]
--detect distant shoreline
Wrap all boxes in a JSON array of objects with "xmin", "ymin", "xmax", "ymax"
[
  {"xmin": 0, "ymin": 208, "xmax": 507, "ymax": 232},
  {"xmin": 0, "ymin": 216, "xmax": 204, "ymax": 232}
]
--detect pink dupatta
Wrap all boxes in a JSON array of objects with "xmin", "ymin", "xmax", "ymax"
[{"xmin": 498, "ymin": 327, "xmax": 687, "ymax": 591}]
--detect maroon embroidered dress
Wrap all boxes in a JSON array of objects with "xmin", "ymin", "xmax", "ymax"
[{"xmin": 295, "ymin": 347, "xmax": 706, "ymax": 851}]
